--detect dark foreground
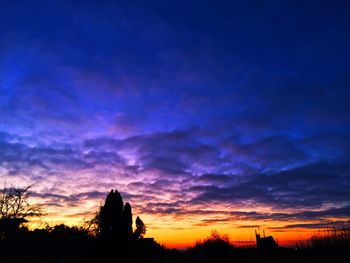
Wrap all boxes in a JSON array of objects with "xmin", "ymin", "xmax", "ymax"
[{"xmin": 1, "ymin": 228, "xmax": 348, "ymax": 263}]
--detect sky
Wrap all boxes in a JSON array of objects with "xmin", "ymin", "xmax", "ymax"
[{"xmin": 1, "ymin": 0, "xmax": 350, "ymax": 248}]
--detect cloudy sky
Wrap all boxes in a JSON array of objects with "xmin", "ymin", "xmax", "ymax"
[{"xmin": 1, "ymin": 0, "xmax": 350, "ymax": 247}]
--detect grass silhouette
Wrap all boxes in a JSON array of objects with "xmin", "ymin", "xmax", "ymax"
[{"xmin": 308, "ymin": 224, "xmax": 350, "ymax": 249}]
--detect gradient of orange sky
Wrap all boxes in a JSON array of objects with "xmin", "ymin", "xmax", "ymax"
[{"xmin": 26, "ymin": 195, "xmax": 338, "ymax": 249}]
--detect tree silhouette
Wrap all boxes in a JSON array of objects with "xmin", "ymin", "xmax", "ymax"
[
  {"xmin": 0, "ymin": 184, "xmax": 42, "ymax": 220},
  {"xmin": 122, "ymin": 202, "xmax": 133, "ymax": 240},
  {"xmin": 134, "ymin": 216, "xmax": 146, "ymax": 239},
  {"xmin": 91, "ymin": 188, "xmax": 149, "ymax": 251},
  {"xmin": 98, "ymin": 189, "xmax": 123, "ymax": 240},
  {"xmin": 0, "ymin": 184, "xmax": 42, "ymax": 239},
  {"xmin": 96, "ymin": 189, "xmax": 139, "ymax": 243}
]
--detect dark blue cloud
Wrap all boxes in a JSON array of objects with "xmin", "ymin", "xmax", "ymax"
[{"xmin": 189, "ymin": 161, "xmax": 350, "ymax": 211}]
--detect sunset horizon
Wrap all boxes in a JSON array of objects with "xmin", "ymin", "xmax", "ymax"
[{"xmin": 20, "ymin": 185, "xmax": 345, "ymax": 249}]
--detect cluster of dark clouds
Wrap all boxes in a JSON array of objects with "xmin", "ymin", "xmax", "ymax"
[
  {"xmin": 1, "ymin": 127, "xmax": 350, "ymax": 228},
  {"xmin": 0, "ymin": 1, "xmax": 350, "ymax": 230}
]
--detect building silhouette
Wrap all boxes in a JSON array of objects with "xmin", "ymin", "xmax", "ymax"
[{"xmin": 255, "ymin": 229, "xmax": 278, "ymax": 250}]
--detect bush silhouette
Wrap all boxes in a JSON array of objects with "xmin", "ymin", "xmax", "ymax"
[
  {"xmin": 188, "ymin": 231, "xmax": 234, "ymax": 263},
  {"xmin": 134, "ymin": 216, "xmax": 146, "ymax": 239}
]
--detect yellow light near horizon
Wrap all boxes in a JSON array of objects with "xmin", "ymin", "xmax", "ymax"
[
  {"xmin": 27, "ymin": 209, "xmax": 326, "ymax": 249},
  {"xmin": 24, "ymin": 188, "xmax": 344, "ymax": 249}
]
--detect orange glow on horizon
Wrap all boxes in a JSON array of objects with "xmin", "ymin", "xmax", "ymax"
[
  {"xmin": 20, "ymin": 182, "xmax": 349, "ymax": 250},
  {"xmin": 27, "ymin": 209, "xmax": 335, "ymax": 249}
]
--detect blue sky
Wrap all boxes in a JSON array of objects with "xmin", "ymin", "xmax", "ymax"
[{"xmin": 0, "ymin": 0, "xmax": 350, "ymax": 245}]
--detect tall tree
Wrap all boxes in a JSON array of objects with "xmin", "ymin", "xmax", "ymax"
[
  {"xmin": 95, "ymin": 189, "xmax": 147, "ymax": 242},
  {"xmin": 122, "ymin": 202, "xmax": 133, "ymax": 239},
  {"xmin": 98, "ymin": 190, "xmax": 124, "ymax": 240}
]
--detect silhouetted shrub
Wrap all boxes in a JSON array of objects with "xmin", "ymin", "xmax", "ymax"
[
  {"xmin": 194, "ymin": 230, "xmax": 232, "ymax": 249},
  {"xmin": 187, "ymin": 231, "xmax": 234, "ymax": 263},
  {"xmin": 308, "ymin": 224, "xmax": 350, "ymax": 250},
  {"xmin": 134, "ymin": 216, "xmax": 146, "ymax": 239}
]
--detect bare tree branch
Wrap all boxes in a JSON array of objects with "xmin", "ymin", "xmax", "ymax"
[{"xmin": 0, "ymin": 183, "xmax": 43, "ymax": 221}]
